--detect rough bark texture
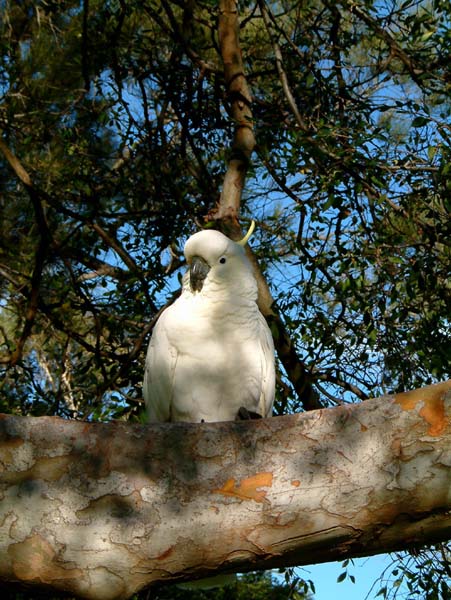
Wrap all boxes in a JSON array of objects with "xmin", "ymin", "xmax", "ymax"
[{"xmin": 0, "ymin": 381, "xmax": 450, "ymax": 599}]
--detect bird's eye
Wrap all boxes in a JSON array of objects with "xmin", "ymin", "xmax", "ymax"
[{"xmin": 219, "ymin": 257, "xmax": 227, "ymax": 264}]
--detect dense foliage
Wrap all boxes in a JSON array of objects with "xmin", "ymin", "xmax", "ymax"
[
  {"xmin": 0, "ymin": 0, "xmax": 450, "ymax": 597},
  {"xmin": 1, "ymin": 0, "xmax": 450, "ymax": 419},
  {"xmin": 149, "ymin": 571, "xmax": 313, "ymax": 600}
]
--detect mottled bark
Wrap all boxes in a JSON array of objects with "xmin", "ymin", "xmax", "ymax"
[{"xmin": 0, "ymin": 381, "xmax": 450, "ymax": 599}]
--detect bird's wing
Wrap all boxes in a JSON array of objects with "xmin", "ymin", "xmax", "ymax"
[
  {"xmin": 258, "ymin": 313, "xmax": 276, "ymax": 417},
  {"xmin": 143, "ymin": 308, "xmax": 177, "ymax": 422}
]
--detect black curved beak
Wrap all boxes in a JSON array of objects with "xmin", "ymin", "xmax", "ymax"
[{"xmin": 190, "ymin": 256, "xmax": 210, "ymax": 292}]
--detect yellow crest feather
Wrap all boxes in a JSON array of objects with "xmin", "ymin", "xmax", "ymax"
[{"xmin": 237, "ymin": 220, "xmax": 255, "ymax": 246}]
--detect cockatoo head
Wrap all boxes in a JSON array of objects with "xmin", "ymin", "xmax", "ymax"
[{"xmin": 184, "ymin": 222, "xmax": 256, "ymax": 297}]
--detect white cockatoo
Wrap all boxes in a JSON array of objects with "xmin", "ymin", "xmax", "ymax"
[{"xmin": 143, "ymin": 222, "xmax": 275, "ymax": 423}]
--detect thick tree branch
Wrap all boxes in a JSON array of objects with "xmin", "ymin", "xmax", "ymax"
[{"xmin": 0, "ymin": 381, "xmax": 450, "ymax": 599}]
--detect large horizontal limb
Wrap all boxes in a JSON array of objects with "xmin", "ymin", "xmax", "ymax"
[{"xmin": 0, "ymin": 381, "xmax": 450, "ymax": 599}]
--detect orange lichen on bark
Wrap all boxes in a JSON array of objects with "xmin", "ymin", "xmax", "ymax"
[
  {"xmin": 419, "ymin": 398, "xmax": 447, "ymax": 436},
  {"xmin": 213, "ymin": 472, "xmax": 273, "ymax": 504},
  {"xmin": 156, "ymin": 546, "xmax": 175, "ymax": 561},
  {"xmin": 291, "ymin": 480, "xmax": 301, "ymax": 487},
  {"xmin": 394, "ymin": 381, "xmax": 450, "ymax": 436}
]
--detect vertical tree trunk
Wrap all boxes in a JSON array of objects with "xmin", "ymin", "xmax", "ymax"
[{"xmin": 214, "ymin": 0, "xmax": 255, "ymax": 225}]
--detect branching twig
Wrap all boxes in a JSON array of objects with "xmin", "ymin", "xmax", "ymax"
[
  {"xmin": 348, "ymin": 1, "xmax": 429, "ymax": 87},
  {"xmin": 257, "ymin": 0, "xmax": 309, "ymax": 132}
]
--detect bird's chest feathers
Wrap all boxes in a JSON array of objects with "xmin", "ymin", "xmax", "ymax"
[{"xmin": 167, "ymin": 293, "xmax": 257, "ymax": 352}]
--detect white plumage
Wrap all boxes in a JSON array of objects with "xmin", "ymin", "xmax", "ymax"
[{"xmin": 143, "ymin": 225, "xmax": 275, "ymax": 423}]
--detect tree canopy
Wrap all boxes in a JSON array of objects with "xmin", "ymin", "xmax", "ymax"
[
  {"xmin": 0, "ymin": 0, "xmax": 450, "ymax": 597},
  {"xmin": 1, "ymin": 0, "xmax": 450, "ymax": 419}
]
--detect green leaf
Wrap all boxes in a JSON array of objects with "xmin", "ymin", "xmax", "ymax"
[{"xmin": 411, "ymin": 116, "xmax": 429, "ymax": 127}]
